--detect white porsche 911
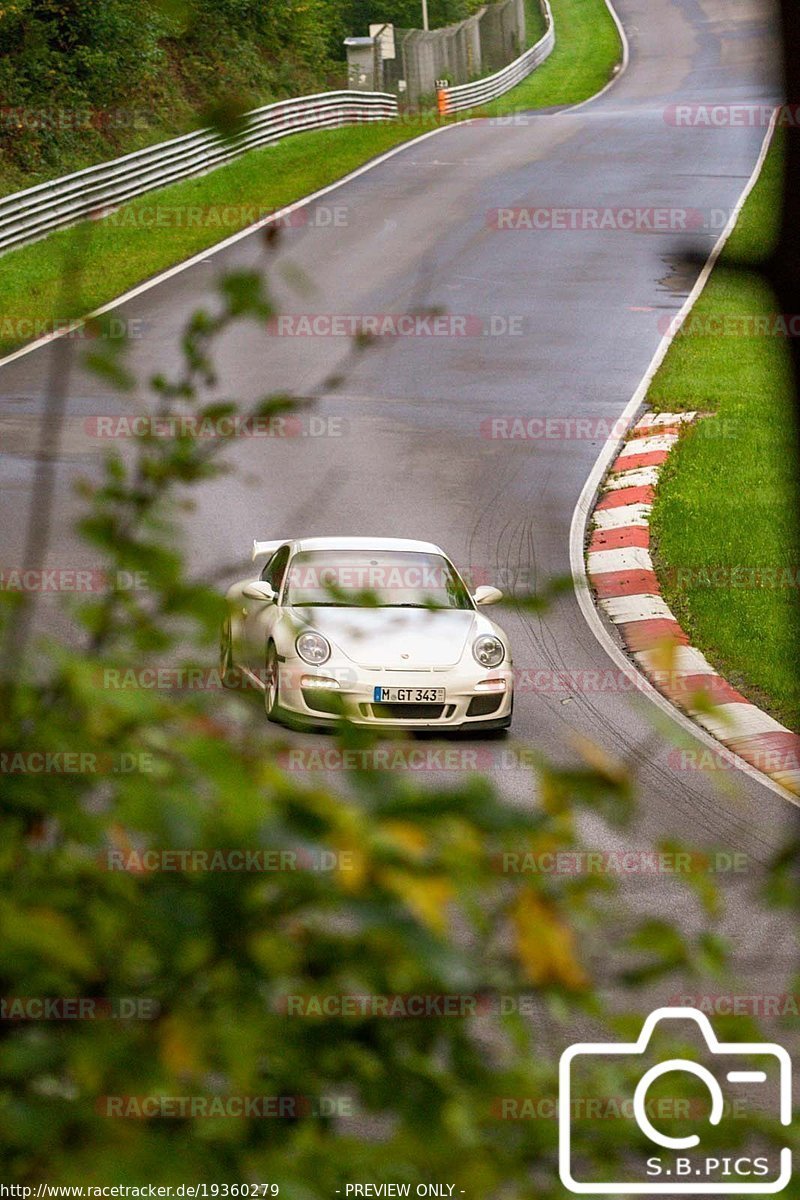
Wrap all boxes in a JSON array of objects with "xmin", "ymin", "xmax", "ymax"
[{"xmin": 220, "ymin": 537, "xmax": 513, "ymax": 732}]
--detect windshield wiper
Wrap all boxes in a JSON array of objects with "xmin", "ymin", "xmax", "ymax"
[
  {"xmin": 290, "ymin": 601, "xmax": 352, "ymax": 608},
  {"xmin": 381, "ymin": 603, "xmax": 452, "ymax": 609},
  {"xmin": 291, "ymin": 601, "xmax": 464, "ymax": 610}
]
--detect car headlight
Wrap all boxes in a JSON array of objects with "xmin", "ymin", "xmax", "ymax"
[
  {"xmin": 472, "ymin": 634, "xmax": 505, "ymax": 668},
  {"xmin": 296, "ymin": 630, "xmax": 331, "ymax": 665}
]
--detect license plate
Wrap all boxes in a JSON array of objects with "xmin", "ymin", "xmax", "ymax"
[{"xmin": 373, "ymin": 686, "xmax": 445, "ymax": 703}]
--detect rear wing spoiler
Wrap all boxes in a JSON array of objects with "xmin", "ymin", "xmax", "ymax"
[{"xmin": 252, "ymin": 539, "xmax": 284, "ymax": 562}]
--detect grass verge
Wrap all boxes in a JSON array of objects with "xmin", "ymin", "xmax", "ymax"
[
  {"xmin": 484, "ymin": 0, "xmax": 621, "ymax": 114},
  {"xmin": 523, "ymin": 0, "xmax": 549, "ymax": 45},
  {"xmin": 648, "ymin": 131, "xmax": 800, "ymax": 731},
  {"xmin": 0, "ymin": 0, "xmax": 622, "ymax": 358}
]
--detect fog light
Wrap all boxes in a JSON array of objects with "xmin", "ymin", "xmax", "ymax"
[
  {"xmin": 475, "ymin": 677, "xmax": 506, "ymax": 693},
  {"xmin": 301, "ymin": 675, "xmax": 340, "ymax": 690}
]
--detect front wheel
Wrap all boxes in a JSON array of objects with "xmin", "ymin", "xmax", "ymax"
[
  {"xmin": 219, "ymin": 621, "xmax": 241, "ymax": 689},
  {"xmin": 264, "ymin": 643, "xmax": 281, "ymax": 721}
]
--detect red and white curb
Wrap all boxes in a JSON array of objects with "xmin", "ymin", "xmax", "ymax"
[{"xmin": 586, "ymin": 411, "xmax": 800, "ymax": 797}]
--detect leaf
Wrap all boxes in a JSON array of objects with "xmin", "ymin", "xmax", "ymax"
[
  {"xmin": 646, "ymin": 635, "xmax": 680, "ymax": 677},
  {"xmin": 511, "ymin": 889, "xmax": 588, "ymax": 990},
  {"xmin": 569, "ymin": 733, "xmax": 629, "ymax": 785},
  {"xmin": 377, "ymin": 821, "xmax": 430, "ymax": 861},
  {"xmin": 334, "ymin": 839, "xmax": 369, "ymax": 894},
  {"xmin": 160, "ymin": 1015, "xmax": 200, "ymax": 1077},
  {"xmin": 379, "ymin": 869, "xmax": 453, "ymax": 934},
  {"xmin": 0, "ymin": 903, "xmax": 96, "ymax": 976}
]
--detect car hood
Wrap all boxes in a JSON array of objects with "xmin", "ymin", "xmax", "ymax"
[{"xmin": 289, "ymin": 606, "xmax": 479, "ymax": 669}]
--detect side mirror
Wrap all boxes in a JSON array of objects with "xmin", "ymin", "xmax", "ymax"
[
  {"xmin": 242, "ymin": 580, "xmax": 276, "ymax": 603},
  {"xmin": 473, "ymin": 584, "xmax": 503, "ymax": 606}
]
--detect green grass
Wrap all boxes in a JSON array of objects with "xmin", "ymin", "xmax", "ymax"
[
  {"xmin": 484, "ymin": 0, "xmax": 621, "ymax": 114},
  {"xmin": 648, "ymin": 133, "xmax": 800, "ymax": 731},
  {"xmin": 0, "ymin": 0, "xmax": 621, "ymax": 357},
  {"xmin": 523, "ymin": 0, "xmax": 549, "ymax": 45}
]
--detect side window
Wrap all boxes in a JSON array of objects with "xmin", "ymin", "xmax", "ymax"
[{"xmin": 260, "ymin": 545, "xmax": 290, "ymax": 596}]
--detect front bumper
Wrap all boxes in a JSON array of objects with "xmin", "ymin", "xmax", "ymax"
[{"xmin": 278, "ymin": 662, "xmax": 514, "ymax": 730}]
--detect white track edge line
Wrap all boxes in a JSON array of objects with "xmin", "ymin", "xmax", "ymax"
[
  {"xmin": 568, "ymin": 107, "xmax": 799, "ymax": 808},
  {"xmin": 560, "ymin": 0, "xmax": 630, "ymax": 114}
]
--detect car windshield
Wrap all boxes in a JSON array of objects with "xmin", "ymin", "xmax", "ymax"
[{"xmin": 284, "ymin": 550, "xmax": 473, "ymax": 609}]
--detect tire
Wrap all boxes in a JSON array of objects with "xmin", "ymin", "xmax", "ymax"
[
  {"xmin": 264, "ymin": 643, "xmax": 281, "ymax": 721},
  {"xmin": 219, "ymin": 622, "xmax": 241, "ymax": 690}
]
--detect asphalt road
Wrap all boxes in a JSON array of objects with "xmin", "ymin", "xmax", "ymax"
[{"xmin": 1, "ymin": 0, "xmax": 797, "ymax": 994}]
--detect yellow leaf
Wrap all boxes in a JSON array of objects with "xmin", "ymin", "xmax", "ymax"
[
  {"xmin": 378, "ymin": 821, "xmax": 430, "ymax": 859},
  {"xmin": 569, "ymin": 733, "xmax": 628, "ymax": 785},
  {"xmin": 160, "ymin": 1016, "xmax": 199, "ymax": 1076},
  {"xmin": 647, "ymin": 635, "xmax": 679, "ymax": 678},
  {"xmin": 380, "ymin": 869, "xmax": 453, "ymax": 934},
  {"xmin": 512, "ymin": 889, "xmax": 588, "ymax": 990},
  {"xmin": 334, "ymin": 840, "xmax": 368, "ymax": 893}
]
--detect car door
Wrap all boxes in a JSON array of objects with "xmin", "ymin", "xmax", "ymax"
[{"xmin": 242, "ymin": 544, "xmax": 290, "ymax": 674}]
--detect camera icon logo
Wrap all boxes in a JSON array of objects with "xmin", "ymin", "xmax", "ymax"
[{"xmin": 559, "ymin": 1006, "xmax": 792, "ymax": 1194}]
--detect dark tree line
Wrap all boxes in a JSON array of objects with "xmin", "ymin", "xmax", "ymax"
[{"xmin": 0, "ymin": 0, "xmax": 483, "ymax": 186}]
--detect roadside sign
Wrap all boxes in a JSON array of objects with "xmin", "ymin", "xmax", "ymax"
[{"xmin": 369, "ymin": 23, "xmax": 396, "ymax": 60}]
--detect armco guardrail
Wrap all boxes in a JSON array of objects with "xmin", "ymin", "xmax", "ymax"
[
  {"xmin": 438, "ymin": 1, "xmax": 554, "ymax": 113},
  {"xmin": 0, "ymin": 91, "xmax": 397, "ymax": 257},
  {"xmin": 0, "ymin": 10, "xmax": 557, "ymax": 260}
]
